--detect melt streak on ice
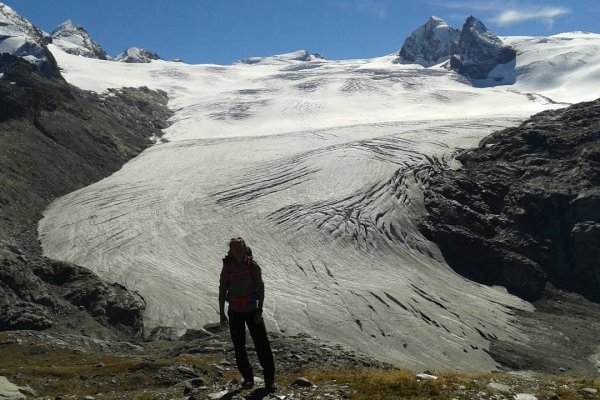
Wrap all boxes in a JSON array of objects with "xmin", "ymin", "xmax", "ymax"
[{"xmin": 39, "ymin": 33, "xmax": 600, "ymax": 370}]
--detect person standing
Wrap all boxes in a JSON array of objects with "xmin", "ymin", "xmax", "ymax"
[{"xmin": 219, "ymin": 237, "xmax": 276, "ymax": 391}]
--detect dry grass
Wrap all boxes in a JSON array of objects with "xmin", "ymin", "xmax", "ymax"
[
  {"xmin": 0, "ymin": 334, "xmax": 218, "ymax": 399},
  {"xmin": 293, "ymin": 368, "xmax": 599, "ymax": 400},
  {"xmin": 1, "ymin": 332, "xmax": 598, "ymax": 399}
]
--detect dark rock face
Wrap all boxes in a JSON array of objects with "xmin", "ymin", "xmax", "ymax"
[
  {"xmin": 450, "ymin": 16, "xmax": 516, "ymax": 80},
  {"xmin": 398, "ymin": 16, "xmax": 460, "ymax": 67},
  {"xmin": 0, "ymin": 54, "xmax": 172, "ymax": 336},
  {"xmin": 33, "ymin": 260, "xmax": 145, "ymax": 331},
  {"xmin": 420, "ymin": 99, "xmax": 600, "ymax": 302}
]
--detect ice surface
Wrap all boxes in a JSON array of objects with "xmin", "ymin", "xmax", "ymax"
[{"xmin": 39, "ymin": 33, "xmax": 600, "ymax": 370}]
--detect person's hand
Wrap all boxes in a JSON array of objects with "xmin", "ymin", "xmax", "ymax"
[
  {"xmin": 220, "ymin": 314, "xmax": 229, "ymax": 328},
  {"xmin": 255, "ymin": 312, "xmax": 264, "ymax": 325}
]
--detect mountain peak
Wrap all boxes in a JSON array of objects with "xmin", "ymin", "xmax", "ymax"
[
  {"xmin": 115, "ymin": 47, "xmax": 161, "ymax": 63},
  {"xmin": 52, "ymin": 19, "xmax": 77, "ymax": 33},
  {"xmin": 450, "ymin": 16, "xmax": 516, "ymax": 82},
  {"xmin": 0, "ymin": 2, "xmax": 61, "ymax": 78},
  {"xmin": 51, "ymin": 19, "xmax": 109, "ymax": 60},
  {"xmin": 398, "ymin": 16, "xmax": 460, "ymax": 67},
  {"xmin": 0, "ymin": 2, "xmax": 47, "ymax": 42}
]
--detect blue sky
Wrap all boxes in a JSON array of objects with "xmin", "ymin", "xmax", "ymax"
[{"xmin": 5, "ymin": 0, "xmax": 599, "ymax": 64}]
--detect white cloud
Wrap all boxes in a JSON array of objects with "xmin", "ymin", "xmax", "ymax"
[
  {"xmin": 493, "ymin": 7, "xmax": 571, "ymax": 26},
  {"xmin": 430, "ymin": 1, "xmax": 571, "ymax": 27},
  {"xmin": 334, "ymin": 0, "xmax": 387, "ymax": 19}
]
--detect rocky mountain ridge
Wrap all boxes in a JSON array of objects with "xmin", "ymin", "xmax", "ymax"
[
  {"xmin": 399, "ymin": 15, "xmax": 516, "ymax": 83},
  {"xmin": 398, "ymin": 16, "xmax": 460, "ymax": 67},
  {"xmin": 0, "ymin": 3, "xmax": 60, "ymax": 78},
  {"xmin": 0, "ymin": 3, "xmax": 161, "ymax": 64},
  {"xmin": 450, "ymin": 16, "xmax": 516, "ymax": 82},
  {"xmin": 51, "ymin": 19, "xmax": 109, "ymax": 60}
]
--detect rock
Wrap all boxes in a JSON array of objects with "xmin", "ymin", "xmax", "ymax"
[
  {"xmin": 415, "ymin": 373, "xmax": 438, "ymax": 381},
  {"xmin": 515, "ymin": 395, "xmax": 538, "ymax": 400},
  {"xmin": 174, "ymin": 377, "xmax": 206, "ymax": 389},
  {"xmin": 31, "ymin": 259, "xmax": 146, "ymax": 334},
  {"xmin": 487, "ymin": 382, "xmax": 511, "ymax": 393},
  {"xmin": 449, "ymin": 16, "xmax": 516, "ymax": 82},
  {"xmin": 581, "ymin": 388, "xmax": 598, "ymax": 396},
  {"xmin": 145, "ymin": 326, "xmax": 186, "ymax": 341},
  {"xmin": 293, "ymin": 377, "xmax": 316, "ymax": 387},
  {"xmin": 179, "ymin": 328, "xmax": 214, "ymax": 341},
  {"xmin": 0, "ymin": 376, "xmax": 25, "ymax": 400},
  {"xmin": 208, "ymin": 390, "xmax": 230, "ymax": 400},
  {"xmin": 421, "ymin": 99, "xmax": 600, "ymax": 302},
  {"xmin": 398, "ymin": 16, "xmax": 460, "ymax": 67},
  {"xmin": 545, "ymin": 393, "xmax": 560, "ymax": 400}
]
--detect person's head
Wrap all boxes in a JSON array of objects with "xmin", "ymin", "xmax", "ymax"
[{"xmin": 228, "ymin": 237, "xmax": 246, "ymax": 263}]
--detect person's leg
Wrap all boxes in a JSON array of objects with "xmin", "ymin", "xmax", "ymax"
[
  {"xmin": 246, "ymin": 310, "xmax": 275, "ymax": 387},
  {"xmin": 228, "ymin": 310, "xmax": 253, "ymax": 382}
]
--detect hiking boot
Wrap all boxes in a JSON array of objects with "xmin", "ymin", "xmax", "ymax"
[
  {"xmin": 241, "ymin": 378, "xmax": 254, "ymax": 390},
  {"xmin": 265, "ymin": 379, "xmax": 277, "ymax": 393}
]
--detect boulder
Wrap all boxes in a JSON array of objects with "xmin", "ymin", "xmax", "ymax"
[{"xmin": 0, "ymin": 376, "xmax": 25, "ymax": 400}]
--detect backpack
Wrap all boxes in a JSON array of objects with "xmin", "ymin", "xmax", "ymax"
[{"xmin": 224, "ymin": 247, "xmax": 258, "ymax": 309}]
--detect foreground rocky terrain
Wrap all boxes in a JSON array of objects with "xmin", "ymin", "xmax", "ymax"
[{"xmin": 0, "ymin": 328, "xmax": 598, "ymax": 400}]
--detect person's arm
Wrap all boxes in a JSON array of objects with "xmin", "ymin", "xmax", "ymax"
[
  {"xmin": 218, "ymin": 261, "xmax": 228, "ymax": 326},
  {"xmin": 253, "ymin": 262, "xmax": 265, "ymax": 314}
]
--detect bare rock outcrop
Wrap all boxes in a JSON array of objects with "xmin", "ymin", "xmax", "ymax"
[{"xmin": 420, "ymin": 99, "xmax": 600, "ymax": 302}]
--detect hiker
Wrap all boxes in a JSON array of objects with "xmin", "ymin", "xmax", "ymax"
[{"xmin": 219, "ymin": 237, "xmax": 276, "ymax": 392}]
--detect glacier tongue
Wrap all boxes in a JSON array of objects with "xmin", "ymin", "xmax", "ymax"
[{"xmin": 39, "ymin": 117, "xmax": 530, "ymax": 370}]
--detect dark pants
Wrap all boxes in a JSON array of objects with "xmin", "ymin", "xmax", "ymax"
[{"xmin": 228, "ymin": 309, "xmax": 275, "ymax": 382}]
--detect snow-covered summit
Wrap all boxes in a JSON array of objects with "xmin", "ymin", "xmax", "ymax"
[
  {"xmin": 0, "ymin": 2, "xmax": 47, "ymax": 43},
  {"xmin": 51, "ymin": 20, "xmax": 109, "ymax": 60},
  {"xmin": 0, "ymin": 2, "xmax": 60, "ymax": 77},
  {"xmin": 237, "ymin": 49, "xmax": 325, "ymax": 65},
  {"xmin": 398, "ymin": 16, "xmax": 460, "ymax": 67},
  {"xmin": 115, "ymin": 47, "xmax": 161, "ymax": 63},
  {"xmin": 450, "ymin": 16, "xmax": 516, "ymax": 81}
]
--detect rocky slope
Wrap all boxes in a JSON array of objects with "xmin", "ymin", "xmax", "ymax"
[
  {"xmin": 420, "ymin": 98, "xmax": 600, "ymax": 302},
  {"xmin": 0, "ymin": 53, "xmax": 172, "ymax": 337}
]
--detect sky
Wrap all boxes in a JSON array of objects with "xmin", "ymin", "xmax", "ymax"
[{"xmin": 4, "ymin": 0, "xmax": 599, "ymax": 64}]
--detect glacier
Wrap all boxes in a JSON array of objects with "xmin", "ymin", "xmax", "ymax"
[{"xmin": 39, "ymin": 32, "xmax": 600, "ymax": 371}]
